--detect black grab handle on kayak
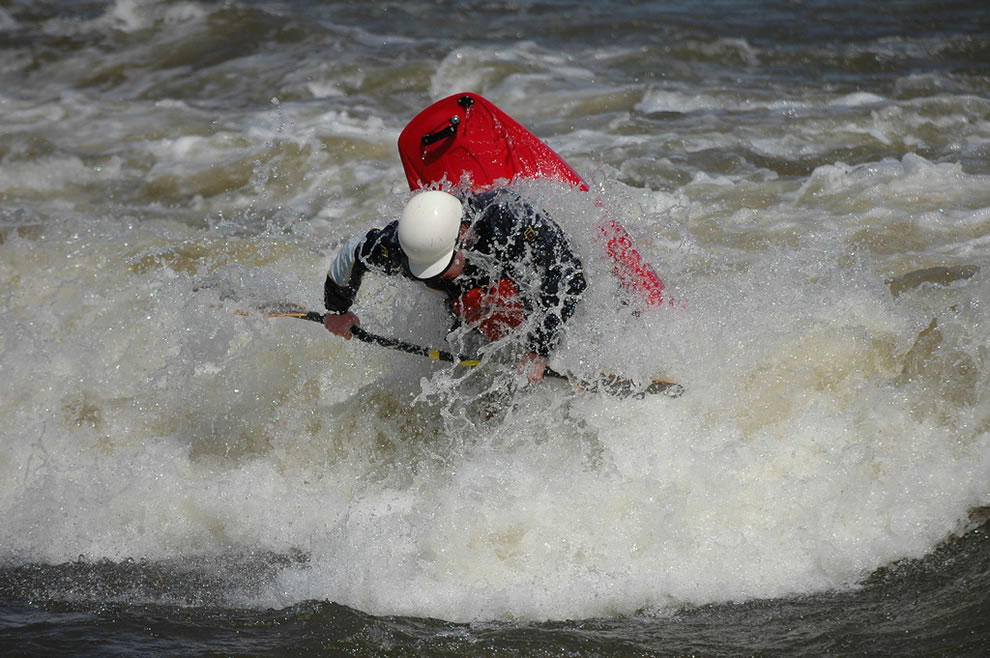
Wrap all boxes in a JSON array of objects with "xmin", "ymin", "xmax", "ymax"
[{"xmin": 422, "ymin": 115, "xmax": 460, "ymax": 146}]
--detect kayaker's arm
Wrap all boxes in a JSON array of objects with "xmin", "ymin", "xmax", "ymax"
[{"xmin": 324, "ymin": 222, "xmax": 406, "ymax": 315}]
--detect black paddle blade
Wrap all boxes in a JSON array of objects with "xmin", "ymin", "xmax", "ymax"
[
  {"xmin": 643, "ymin": 378, "xmax": 685, "ymax": 398},
  {"xmin": 572, "ymin": 373, "xmax": 684, "ymax": 399}
]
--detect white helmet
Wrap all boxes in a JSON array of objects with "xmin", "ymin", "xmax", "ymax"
[{"xmin": 398, "ymin": 190, "xmax": 463, "ymax": 279}]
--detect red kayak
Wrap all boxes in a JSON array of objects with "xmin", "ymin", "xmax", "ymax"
[{"xmin": 397, "ymin": 92, "xmax": 666, "ymax": 307}]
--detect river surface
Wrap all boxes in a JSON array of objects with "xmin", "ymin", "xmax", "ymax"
[{"xmin": 1, "ymin": 0, "xmax": 989, "ymax": 654}]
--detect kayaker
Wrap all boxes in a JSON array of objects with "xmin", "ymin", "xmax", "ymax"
[{"xmin": 323, "ymin": 189, "xmax": 587, "ymax": 381}]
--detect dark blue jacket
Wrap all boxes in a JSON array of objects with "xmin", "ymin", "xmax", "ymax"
[{"xmin": 325, "ymin": 190, "xmax": 586, "ymax": 356}]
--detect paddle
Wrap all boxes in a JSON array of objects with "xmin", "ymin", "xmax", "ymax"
[{"xmin": 260, "ymin": 305, "xmax": 683, "ymax": 399}]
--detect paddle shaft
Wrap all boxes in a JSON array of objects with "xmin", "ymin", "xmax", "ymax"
[
  {"xmin": 267, "ymin": 308, "xmax": 682, "ymax": 397},
  {"xmin": 288, "ymin": 310, "xmax": 570, "ymax": 381}
]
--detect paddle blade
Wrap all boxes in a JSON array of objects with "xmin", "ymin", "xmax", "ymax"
[
  {"xmin": 643, "ymin": 378, "xmax": 685, "ymax": 398},
  {"xmin": 569, "ymin": 372, "xmax": 684, "ymax": 399}
]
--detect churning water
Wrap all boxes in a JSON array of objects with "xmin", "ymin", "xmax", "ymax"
[{"xmin": 1, "ymin": 0, "xmax": 989, "ymax": 654}]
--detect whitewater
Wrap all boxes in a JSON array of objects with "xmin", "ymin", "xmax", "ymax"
[{"xmin": 1, "ymin": 0, "xmax": 988, "ymax": 653}]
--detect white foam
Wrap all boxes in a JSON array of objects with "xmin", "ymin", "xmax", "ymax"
[
  {"xmin": 5, "ymin": 163, "xmax": 988, "ymax": 622},
  {"xmin": 830, "ymin": 92, "xmax": 888, "ymax": 107},
  {"xmin": 2, "ymin": 21, "xmax": 989, "ymax": 621}
]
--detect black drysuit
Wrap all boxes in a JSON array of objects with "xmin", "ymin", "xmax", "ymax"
[{"xmin": 324, "ymin": 190, "xmax": 586, "ymax": 357}]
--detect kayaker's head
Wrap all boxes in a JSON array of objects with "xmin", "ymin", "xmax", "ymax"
[{"xmin": 399, "ymin": 190, "xmax": 464, "ymax": 280}]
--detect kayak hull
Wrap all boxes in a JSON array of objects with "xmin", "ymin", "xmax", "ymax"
[{"xmin": 398, "ymin": 92, "xmax": 665, "ymax": 306}]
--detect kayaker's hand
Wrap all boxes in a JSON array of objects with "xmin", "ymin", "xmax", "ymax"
[
  {"xmin": 324, "ymin": 311, "xmax": 359, "ymax": 339},
  {"xmin": 517, "ymin": 352, "xmax": 547, "ymax": 382}
]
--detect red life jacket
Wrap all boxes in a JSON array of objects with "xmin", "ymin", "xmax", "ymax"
[{"xmin": 451, "ymin": 279, "xmax": 525, "ymax": 341}]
